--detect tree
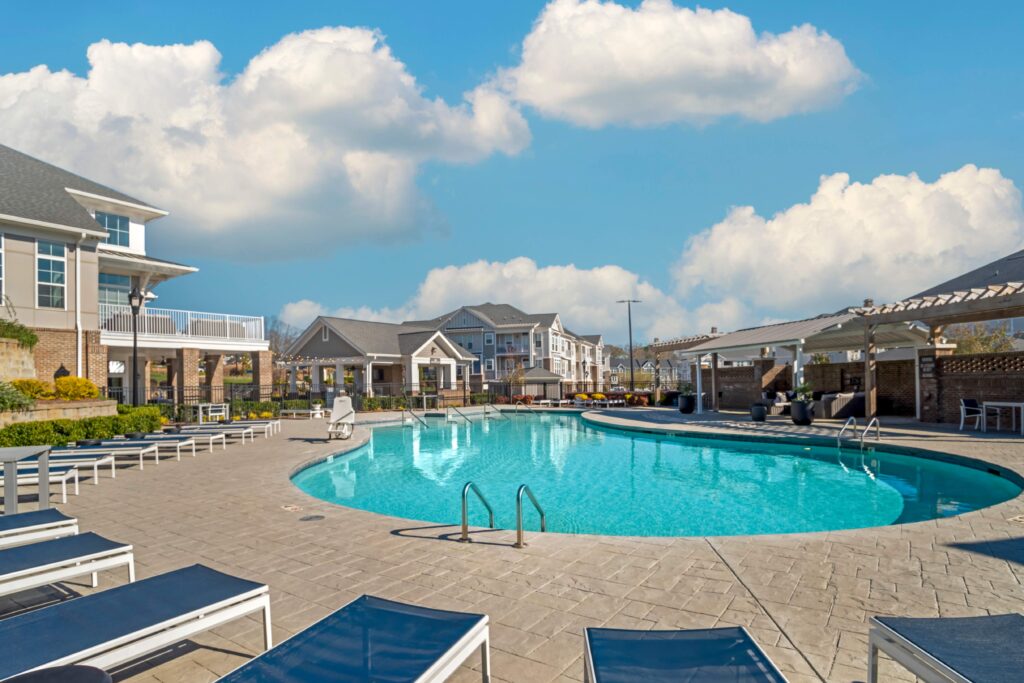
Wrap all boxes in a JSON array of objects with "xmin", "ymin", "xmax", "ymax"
[
  {"xmin": 266, "ymin": 316, "xmax": 301, "ymax": 356},
  {"xmin": 810, "ymin": 353, "xmax": 831, "ymax": 364},
  {"xmin": 947, "ymin": 322, "xmax": 1016, "ymax": 355}
]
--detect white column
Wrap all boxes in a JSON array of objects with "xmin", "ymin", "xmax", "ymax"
[
  {"xmin": 695, "ymin": 354, "xmax": 704, "ymax": 414},
  {"xmin": 446, "ymin": 360, "xmax": 457, "ymax": 389},
  {"xmin": 914, "ymin": 349, "xmax": 921, "ymax": 420},
  {"xmin": 288, "ymin": 366, "xmax": 297, "ymax": 394},
  {"xmin": 311, "ymin": 362, "xmax": 321, "ymax": 392},
  {"xmin": 408, "ymin": 360, "xmax": 420, "ymax": 392},
  {"xmin": 335, "ymin": 362, "xmax": 344, "ymax": 390},
  {"xmin": 365, "ymin": 362, "xmax": 373, "ymax": 397},
  {"xmin": 793, "ymin": 344, "xmax": 803, "ymax": 388}
]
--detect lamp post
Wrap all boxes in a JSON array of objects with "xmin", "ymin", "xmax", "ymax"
[
  {"xmin": 616, "ymin": 299, "xmax": 641, "ymax": 392},
  {"xmin": 128, "ymin": 287, "xmax": 144, "ymax": 406}
]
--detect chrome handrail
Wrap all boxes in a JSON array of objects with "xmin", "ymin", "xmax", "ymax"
[
  {"xmin": 447, "ymin": 406, "xmax": 473, "ymax": 423},
  {"xmin": 861, "ymin": 417, "xmax": 881, "ymax": 449},
  {"xmin": 460, "ymin": 481, "xmax": 495, "ymax": 542},
  {"xmin": 836, "ymin": 416, "xmax": 858, "ymax": 448},
  {"xmin": 483, "ymin": 404, "xmax": 509, "ymax": 420},
  {"xmin": 514, "ymin": 484, "xmax": 546, "ymax": 549},
  {"xmin": 514, "ymin": 400, "xmax": 535, "ymax": 413},
  {"xmin": 402, "ymin": 408, "xmax": 429, "ymax": 429}
]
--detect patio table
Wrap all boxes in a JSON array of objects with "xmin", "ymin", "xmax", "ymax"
[
  {"xmin": 1, "ymin": 446, "xmax": 51, "ymax": 515},
  {"xmin": 982, "ymin": 401, "xmax": 1024, "ymax": 434}
]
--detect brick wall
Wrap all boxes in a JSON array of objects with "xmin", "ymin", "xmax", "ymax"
[
  {"xmin": 934, "ymin": 351, "xmax": 1024, "ymax": 423},
  {"xmin": 252, "ymin": 350, "xmax": 273, "ymax": 387},
  {"xmin": 32, "ymin": 328, "xmax": 107, "ymax": 387},
  {"xmin": 0, "ymin": 338, "xmax": 36, "ymax": 380},
  {"xmin": 694, "ymin": 359, "xmax": 791, "ymax": 409},
  {"xmin": 804, "ymin": 360, "xmax": 916, "ymax": 416}
]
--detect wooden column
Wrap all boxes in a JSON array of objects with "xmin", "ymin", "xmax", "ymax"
[
  {"xmin": 711, "ymin": 353, "xmax": 720, "ymax": 411},
  {"xmin": 864, "ymin": 324, "xmax": 877, "ymax": 418}
]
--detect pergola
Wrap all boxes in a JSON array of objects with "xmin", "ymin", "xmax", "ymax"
[{"xmin": 676, "ymin": 313, "xmax": 930, "ymax": 414}]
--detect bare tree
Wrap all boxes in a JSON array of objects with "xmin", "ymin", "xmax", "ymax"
[{"xmin": 266, "ymin": 316, "xmax": 301, "ymax": 356}]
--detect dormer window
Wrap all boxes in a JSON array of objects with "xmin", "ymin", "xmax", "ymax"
[{"xmin": 95, "ymin": 211, "xmax": 130, "ymax": 247}]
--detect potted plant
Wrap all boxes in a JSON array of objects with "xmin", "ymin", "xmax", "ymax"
[
  {"xmin": 790, "ymin": 382, "xmax": 815, "ymax": 426},
  {"xmin": 750, "ymin": 401, "xmax": 768, "ymax": 422},
  {"xmin": 678, "ymin": 383, "xmax": 697, "ymax": 414}
]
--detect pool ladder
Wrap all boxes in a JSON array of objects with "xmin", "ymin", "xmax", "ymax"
[
  {"xmin": 482, "ymin": 404, "xmax": 509, "ymax": 420},
  {"xmin": 836, "ymin": 417, "xmax": 881, "ymax": 450},
  {"xmin": 446, "ymin": 406, "xmax": 474, "ymax": 423},
  {"xmin": 402, "ymin": 408, "xmax": 429, "ymax": 429},
  {"xmin": 459, "ymin": 481, "xmax": 546, "ymax": 548}
]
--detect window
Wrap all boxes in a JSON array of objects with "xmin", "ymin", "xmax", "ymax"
[
  {"xmin": 98, "ymin": 273, "xmax": 131, "ymax": 305},
  {"xmin": 534, "ymin": 334, "xmax": 542, "ymax": 349},
  {"xmin": 321, "ymin": 326, "xmax": 330, "ymax": 342},
  {"xmin": 484, "ymin": 358, "xmax": 494, "ymax": 371},
  {"xmin": 472, "ymin": 355, "xmax": 481, "ymax": 374},
  {"xmin": 95, "ymin": 212, "xmax": 130, "ymax": 247},
  {"xmin": 37, "ymin": 240, "xmax": 66, "ymax": 309},
  {"xmin": 484, "ymin": 332, "xmax": 494, "ymax": 346}
]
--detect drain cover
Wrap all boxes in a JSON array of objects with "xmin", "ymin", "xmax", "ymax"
[
  {"xmin": 299, "ymin": 515, "xmax": 324, "ymax": 522},
  {"xmin": 281, "ymin": 504, "xmax": 303, "ymax": 512}
]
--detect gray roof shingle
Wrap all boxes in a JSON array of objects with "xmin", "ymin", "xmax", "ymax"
[
  {"xmin": 0, "ymin": 144, "xmax": 161, "ymax": 233},
  {"xmin": 320, "ymin": 318, "xmax": 474, "ymax": 360}
]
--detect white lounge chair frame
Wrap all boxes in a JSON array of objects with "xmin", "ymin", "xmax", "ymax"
[
  {"xmin": 0, "ymin": 540, "xmax": 135, "ymax": 598},
  {"xmin": 0, "ymin": 514, "xmax": 78, "ymax": 550},
  {"xmin": 23, "ymin": 582, "xmax": 273, "ymax": 675},
  {"xmin": 868, "ymin": 617, "xmax": 969, "ymax": 683},
  {"xmin": 53, "ymin": 444, "xmax": 160, "ymax": 471},
  {"xmin": 3, "ymin": 466, "xmax": 79, "ymax": 503},
  {"xmin": 418, "ymin": 614, "xmax": 490, "ymax": 682},
  {"xmin": 45, "ymin": 454, "xmax": 116, "ymax": 484},
  {"xmin": 149, "ymin": 432, "xmax": 226, "ymax": 452},
  {"xmin": 180, "ymin": 426, "xmax": 255, "ymax": 443}
]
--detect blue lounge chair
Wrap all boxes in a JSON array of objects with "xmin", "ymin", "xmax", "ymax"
[
  {"xmin": 0, "ymin": 564, "xmax": 271, "ymax": 679},
  {"xmin": 219, "ymin": 595, "xmax": 490, "ymax": 682},
  {"xmin": 0, "ymin": 509, "xmax": 78, "ymax": 550},
  {"xmin": 51, "ymin": 443, "xmax": 159, "ymax": 470},
  {"xmin": 584, "ymin": 627, "xmax": 787, "ymax": 682},
  {"xmin": 92, "ymin": 438, "xmax": 196, "ymax": 460},
  {"xmin": 869, "ymin": 613, "xmax": 1024, "ymax": 683},
  {"xmin": 20, "ymin": 452, "xmax": 116, "ymax": 484},
  {"xmin": 142, "ymin": 431, "xmax": 227, "ymax": 452},
  {"xmin": 0, "ymin": 532, "xmax": 134, "ymax": 598},
  {"xmin": 2, "ymin": 465, "xmax": 79, "ymax": 504}
]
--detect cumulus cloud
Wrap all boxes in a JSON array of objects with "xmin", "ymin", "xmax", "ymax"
[
  {"xmin": 498, "ymin": 0, "xmax": 862, "ymax": 128},
  {"xmin": 0, "ymin": 28, "xmax": 529, "ymax": 256},
  {"xmin": 278, "ymin": 257, "xmax": 727, "ymax": 342},
  {"xmin": 674, "ymin": 165, "xmax": 1024, "ymax": 318}
]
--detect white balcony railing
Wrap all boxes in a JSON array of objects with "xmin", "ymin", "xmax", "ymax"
[{"xmin": 99, "ymin": 304, "xmax": 265, "ymax": 342}]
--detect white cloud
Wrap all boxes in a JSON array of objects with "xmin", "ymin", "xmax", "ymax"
[
  {"xmin": 674, "ymin": 165, "xmax": 1024, "ymax": 318},
  {"xmin": 499, "ymin": 0, "xmax": 862, "ymax": 128},
  {"xmin": 279, "ymin": 257, "xmax": 720, "ymax": 342},
  {"xmin": 0, "ymin": 28, "xmax": 529, "ymax": 257}
]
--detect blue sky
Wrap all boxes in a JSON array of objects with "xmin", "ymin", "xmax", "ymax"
[{"xmin": 1, "ymin": 1, "xmax": 1022, "ymax": 342}]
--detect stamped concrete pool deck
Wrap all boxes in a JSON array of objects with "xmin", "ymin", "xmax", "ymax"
[{"xmin": 4, "ymin": 408, "xmax": 1024, "ymax": 682}]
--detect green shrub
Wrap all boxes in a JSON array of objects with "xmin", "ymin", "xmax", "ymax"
[
  {"xmin": 12, "ymin": 379, "xmax": 54, "ymax": 399},
  {"xmin": 281, "ymin": 398, "xmax": 312, "ymax": 410},
  {"xmin": 230, "ymin": 400, "xmax": 279, "ymax": 417},
  {"xmin": 0, "ymin": 407, "xmax": 162, "ymax": 447},
  {"xmin": 54, "ymin": 376, "xmax": 100, "ymax": 400},
  {"xmin": 0, "ymin": 382, "xmax": 35, "ymax": 412},
  {"xmin": 0, "ymin": 319, "xmax": 39, "ymax": 349}
]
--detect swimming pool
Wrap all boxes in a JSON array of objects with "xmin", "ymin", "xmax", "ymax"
[{"xmin": 292, "ymin": 414, "xmax": 1021, "ymax": 537}]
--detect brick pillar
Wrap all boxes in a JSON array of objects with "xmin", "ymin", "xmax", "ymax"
[
  {"xmin": 205, "ymin": 354, "xmax": 225, "ymax": 403},
  {"xmin": 917, "ymin": 346, "xmax": 954, "ymax": 423},
  {"xmin": 142, "ymin": 358, "xmax": 151, "ymax": 402},
  {"xmin": 84, "ymin": 331, "xmax": 108, "ymax": 389},
  {"xmin": 251, "ymin": 350, "xmax": 273, "ymax": 397},
  {"xmin": 174, "ymin": 348, "xmax": 201, "ymax": 404}
]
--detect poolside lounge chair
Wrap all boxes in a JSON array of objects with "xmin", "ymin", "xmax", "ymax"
[
  {"xmin": 960, "ymin": 398, "xmax": 984, "ymax": 431},
  {"xmin": 328, "ymin": 395, "xmax": 355, "ymax": 440},
  {"xmin": 19, "ymin": 452, "xmax": 116, "ymax": 484},
  {"xmin": 0, "ymin": 509, "xmax": 78, "ymax": 550},
  {"xmin": 0, "ymin": 532, "xmax": 134, "ymax": 598},
  {"xmin": 868, "ymin": 613, "xmax": 1024, "ymax": 683},
  {"xmin": 174, "ymin": 425, "xmax": 255, "ymax": 443},
  {"xmin": 51, "ymin": 443, "xmax": 160, "ymax": 471},
  {"xmin": 0, "ymin": 564, "xmax": 271, "ymax": 680},
  {"xmin": 5, "ymin": 664, "xmax": 112, "ymax": 682},
  {"xmin": 93, "ymin": 438, "xmax": 196, "ymax": 460},
  {"xmin": 143, "ymin": 431, "xmax": 227, "ymax": 452},
  {"xmin": 2, "ymin": 465, "xmax": 79, "ymax": 504},
  {"xmin": 584, "ymin": 626, "xmax": 787, "ymax": 682},
  {"xmin": 218, "ymin": 418, "xmax": 282, "ymax": 435},
  {"xmin": 219, "ymin": 595, "xmax": 489, "ymax": 682}
]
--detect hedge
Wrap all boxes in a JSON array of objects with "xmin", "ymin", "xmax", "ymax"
[{"xmin": 0, "ymin": 406, "xmax": 162, "ymax": 447}]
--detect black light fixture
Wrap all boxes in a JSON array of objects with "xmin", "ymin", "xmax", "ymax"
[
  {"xmin": 53, "ymin": 364, "xmax": 71, "ymax": 381},
  {"xmin": 128, "ymin": 287, "xmax": 144, "ymax": 406},
  {"xmin": 616, "ymin": 299, "xmax": 642, "ymax": 392}
]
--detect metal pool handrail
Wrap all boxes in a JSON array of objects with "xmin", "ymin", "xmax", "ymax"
[
  {"xmin": 514, "ymin": 400, "xmax": 535, "ymax": 414},
  {"xmin": 861, "ymin": 417, "xmax": 881, "ymax": 449},
  {"xmin": 514, "ymin": 484, "xmax": 546, "ymax": 549},
  {"xmin": 446, "ymin": 406, "xmax": 473, "ymax": 423},
  {"xmin": 484, "ymin": 404, "xmax": 509, "ymax": 420},
  {"xmin": 460, "ymin": 481, "xmax": 495, "ymax": 542},
  {"xmin": 837, "ymin": 416, "xmax": 858, "ymax": 448},
  {"xmin": 402, "ymin": 408, "xmax": 429, "ymax": 429}
]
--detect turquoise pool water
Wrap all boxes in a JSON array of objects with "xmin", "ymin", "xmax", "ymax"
[{"xmin": 292, "ymin": 414, "xmax": 1021, "ymax": 537}]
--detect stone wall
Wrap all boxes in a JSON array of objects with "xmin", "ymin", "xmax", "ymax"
[
  {"xmin": 804, "ymin": 360, "xmax": 917, "ymax": 416},
  {"xmin": 0, "ymin": 338, "xmax": 36, "ymax": 380},
  {"xmin": 0, "ymin": 398, "xmax": 117, "ymax": 428}
]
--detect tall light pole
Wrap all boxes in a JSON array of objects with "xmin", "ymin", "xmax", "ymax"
[
  {"xmin": 128, "ymin": 287, "xmax": 144, "ymax": 406},
  {"xmin": 616, "ymin": 299, "xmax": 641, "ymax": 392}
]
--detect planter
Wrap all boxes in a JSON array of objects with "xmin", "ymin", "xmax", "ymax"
[
  {"xmin": 163, "ymin": 426, "xmax": 181, "ymax": 434},
  {"xmin": 125, "ymin": 432, "xmax": 146, "ymax": 440},
  {"xmin": 750, "ymin": 404, "xmax": 768, "ymax": 422},
  {"xmin": 791, "ymin": 400, "xmax": 814, "ymax": 426},
  {"xmin": 678, "ymin": 395, "xmax": 697, "ymax": 414},
  {"xmin": 78, "ymin": 439, "xmax": 102, "ymax": 447}
]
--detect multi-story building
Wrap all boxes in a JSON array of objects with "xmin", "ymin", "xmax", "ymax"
[
  {"xmin": 0, "ymin": 145, "xmax": 270, "ymax": 401},
  {"xmin": 410, "ymin": 303, "xmax": 604, "ymax": 387}
]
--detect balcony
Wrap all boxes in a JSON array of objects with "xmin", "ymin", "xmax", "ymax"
[
  {"xmin": 99, "ymin": 303, "xmax": 268, "ymax": 351},
  {"xmin": 497, "ymin": 345, "xmax": 530, "ymax": 355}
]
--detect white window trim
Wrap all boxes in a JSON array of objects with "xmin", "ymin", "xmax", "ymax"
[
  {"xmin": 484, "ymin": 358, "xmax": 494, "ymax": 371},
  {"xmin": 321, "ymin": 326, "xmax": 329, "ymax": 342},
  {"xmin": 36, "ymin": 239, "xmax": 67, "ymax": 311},
  {"xmin": 484, "ymin": 332, "xmax": 494, "ymax": 346}
]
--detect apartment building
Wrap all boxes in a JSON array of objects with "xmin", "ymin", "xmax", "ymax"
[
  {"xmin": 0, "ymin": 145, "xmax": 270, "ymax": 400},
  {"xmin": 410, "ymin": 303, "xmax": 604, "ymax": 386}
]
